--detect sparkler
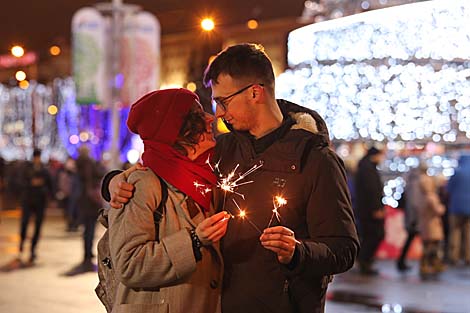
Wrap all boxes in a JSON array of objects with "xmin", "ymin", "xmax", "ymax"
[
  {"xmin": 232, "ymin": 199, "xmax": 262, "ymax": 235},
  {"xmin": 204, "ymin": 156, "xmax": 264, "ymax": 231},
  {"xmin": 267, "ymin": 195, "xmax": 287, "ymax": 228},
  {"xmin": 193, "ymin": 181, "xmax": 212, "ymax": 196}
]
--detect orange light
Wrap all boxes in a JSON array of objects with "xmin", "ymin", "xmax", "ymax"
[
  {"xmin": 48, "ymin": 105, "xmax": 58, "ymax": 115},
  {"xmin": 19, "ymin": 80, "xmax": 29, "ymax": 89},
  {"xmin": 186, "ymin": 82, "xmax": 197, "ymax": 92},
  {"xmin": 49, "ymin": 45, "xmax": 61, "ymax": 56},
  {"xmin": 247, "ymin": 19, "xmax": 258, "ymax": 30},
  {"xmin": 201, "ymin": 18, "xmax": 215, "ymax": 31}
]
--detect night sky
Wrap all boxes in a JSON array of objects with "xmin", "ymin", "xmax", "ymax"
[{"xmin": 0, "ymin": 0, "xmax": 304, "ymax": 54}]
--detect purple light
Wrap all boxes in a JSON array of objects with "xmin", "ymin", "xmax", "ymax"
[{"xmin": 115, "ymin": 73, "xmax": 125, "ymax": 89}]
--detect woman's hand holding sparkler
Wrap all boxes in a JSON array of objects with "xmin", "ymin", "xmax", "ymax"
[
  {"xmin": 196, "ymin": 211, "xmax": 231, "ymax": 245},
  {"xmin": 260, "ymin": 226, "xmax": 300, "ymax": 264}
]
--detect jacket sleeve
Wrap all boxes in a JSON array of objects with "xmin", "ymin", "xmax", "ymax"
[
  {"xmin": 284, "ymin": 148, "xmax": 360, "ymax": 278},
  {"xmin": 108, "ymin": 171, "xmax": 197, "ymax": 289}
]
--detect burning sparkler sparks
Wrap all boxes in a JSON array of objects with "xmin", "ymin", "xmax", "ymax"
[
  {"xmin": 193, "ymin": 181, "xmax": 212, "ymax": 196},
  {"xmin": 267, "ymin": 195, "xmax": 287, "ymax": 228},
  {"xmin": 200, "ymin": 157, "xmax": 265, "ymax": 233},
  {"xmin": 232, "ymin": 199, "xmax": 262, "ymax": 234}
]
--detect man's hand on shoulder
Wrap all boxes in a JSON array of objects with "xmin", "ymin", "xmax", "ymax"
[{"xmin": 109, "ymin": 163, "xmax": 147, "ymax": 209}]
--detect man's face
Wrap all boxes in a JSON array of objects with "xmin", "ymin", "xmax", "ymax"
[{"xmin": 211, "ymin": 74, "xmax": 256, "ymax": 132}]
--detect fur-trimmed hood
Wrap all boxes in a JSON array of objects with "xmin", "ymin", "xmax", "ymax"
[
  {"xmin": 278, "ymin": 99, "xmax": 330, "ymax": 144},
  {"xmin": 289, "ymin": 112, "xmax": 319, "ymax": 134},
  {"xmin": 221, "ymin": 98, "xmax": 330, "ymax": 146}
]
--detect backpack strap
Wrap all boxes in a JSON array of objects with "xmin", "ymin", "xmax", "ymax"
[{"xmin": 153, "ymin": 176, "xmax": 168, "ymax": 242}]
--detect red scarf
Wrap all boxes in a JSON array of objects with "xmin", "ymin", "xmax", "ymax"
[{"xmin": 142, "ymin": 140, "xmax": 216, "ymax": 211}]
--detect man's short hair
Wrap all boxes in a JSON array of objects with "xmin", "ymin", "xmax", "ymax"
[{"xmin": 203, "ymin": 43, "xmax": 275, "ymax": 93}]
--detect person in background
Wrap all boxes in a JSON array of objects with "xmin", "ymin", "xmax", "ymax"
[
  {"xmin": 18, "ymin": 149, "xmax": 53, "ymax": 264},
  {"xmin": 416, "ymin": 166, "xmax": 446, "ymax": 276},
  {"xmin": 447, "ymin": 154, "xmax": 470, "ymax": 266},
  {"xmin": 64, "ymin": 146, "xmax": 104, "ymax": 275},
  {"xmin": 396, "ymin": 166, "xmax": 421, "ymax": 272},
  {"xmin": 355, "ymin": 146, "xmax": 386, "ymax": 275}
]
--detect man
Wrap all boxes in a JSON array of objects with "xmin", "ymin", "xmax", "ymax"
[
  {"xmin": 354, "ymin": 147, "xmax": 386, "ymax": 275},
  {"xmin": 105, "ymin": 43, "xmax": 359, "ymax": 313},
  {"xmin": 19, "ymin": 149, "xmax": 52, "ymax": 264},
  {"xmin": 447, "ymin": 154, "xmax": 470, "ymax": 266}
]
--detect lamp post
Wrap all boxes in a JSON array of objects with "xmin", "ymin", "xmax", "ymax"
[{"xmin": 94, "ymin": 0, "xmax": 140, "ymax": 168}]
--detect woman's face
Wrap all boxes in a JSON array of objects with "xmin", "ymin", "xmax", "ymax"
[
  {"xmin": 194, "ymin": 101, "xmax": 216, "ymax": 154},
  {"xmin": 178, "ymin": 101, "xmax": 216, "ymax": 160}
]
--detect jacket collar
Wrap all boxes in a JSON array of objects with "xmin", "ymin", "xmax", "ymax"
[{"xmin": 226, "ymin": 100, "xmax": 330, "ymax": 173}]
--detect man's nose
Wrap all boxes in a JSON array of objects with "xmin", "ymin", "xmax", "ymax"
[{"xmin": 215, "ymin": 104, "xmax": 225, "ymax": 118}]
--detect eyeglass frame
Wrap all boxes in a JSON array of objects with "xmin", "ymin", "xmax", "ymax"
[{"xmin": 212, "ymin": 83, "xmax": 264, "ymax": 112}]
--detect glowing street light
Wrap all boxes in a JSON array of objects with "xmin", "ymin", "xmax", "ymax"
[
  {"xmin": 19, "ymin": 80, "xmax": 29, "ymax": 89},
  {"xmin": 247, "ymin": 19, "xmax": 259, "ymax": 30},
  {"xmin": 47, "ymin": 105, "xmax": 58, "ymax": 115},
  {"xmin": 49, "ymin": 45, "xmax": 61, "ymax": 56},
  {"xmin": 11, "ymin": 45, "xmax": 25, "ymax": 57},
  {"xmin": 15, "ymin": 70, "xmax": 26, "ymax": 81},
  {"xmin": 201, "ymin": 18, "xmax": 215, "ymax": 31}
]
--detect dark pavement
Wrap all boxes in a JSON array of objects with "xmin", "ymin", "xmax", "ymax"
[{"xmin": 1, "ymin": 208, "xmax": 469, "ymax": 313}]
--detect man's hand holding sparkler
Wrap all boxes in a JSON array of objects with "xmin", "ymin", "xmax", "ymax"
[
  {"xmin": 109, "ymin": 163, "xmax": 147, "ymax": 209},
  {"xmin": 260, "ymin": 226, "xmax": 300, "ymax": 264}
]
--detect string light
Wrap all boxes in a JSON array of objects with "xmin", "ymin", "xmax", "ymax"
[{"xmin": 277, "ymin": 0, "xmax": 470, "ymax": 142}]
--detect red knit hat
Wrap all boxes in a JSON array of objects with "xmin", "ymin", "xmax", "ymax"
[{"xmin": 127, "ymin": 88, "xmax": 199, "ymax": 144}]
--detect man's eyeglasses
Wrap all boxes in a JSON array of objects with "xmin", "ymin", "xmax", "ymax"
[{"xmin": 212, "ymin": 83, "xmax": 264, "ymax": 112}]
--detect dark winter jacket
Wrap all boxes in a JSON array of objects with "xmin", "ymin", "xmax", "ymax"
[
  {"xmin": 354, "ymin": 156, "xmax": 383, "ymax": 222},
  {"xmin": 76, "ymin": 155, "xmax": 104, "ymax": 219},
  {"xmin": 21, "ymin": 161, "xmax": 52, "ymax": 207},
  {"xmin": 214, "ymin": 99, "xmax": 359, "ymax": 313},
  {"xmin": 447, "ymin": 154, "xmax": 470, "ymax": 216}
]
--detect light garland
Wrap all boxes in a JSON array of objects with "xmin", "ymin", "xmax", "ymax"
[{"xmin": 277, "ymin": 0, "xmax": 470, "ymax": 142}]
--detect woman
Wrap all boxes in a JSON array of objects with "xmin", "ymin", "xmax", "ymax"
[
  {"xmin": 108, "ymin": 88, "xmax": 229, "ymax": 313},
  {"xmin": 416, "ymin": 165, "xmax": 446, "ymax": 276}
]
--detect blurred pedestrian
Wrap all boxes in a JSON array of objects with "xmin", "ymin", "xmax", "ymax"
[
  {"xmin": 64, "ymin": 146, "xmax": 104, "ymax": 275},
  {"xmin": 355, "ymin": 147, "xmax": 386, "ymax": 275},
  {"xmin": 447, "ymin": 154, "xmax": 470, "ymax": 266},
  {"xmin": 0, "ymin": 156, "xmax": 5, "ymax": 215},
  {"xmin": 416, "ymin": 167, "xmax": 446, "ymax": 276},
  {"xmin": 396, "ymin": 166, "xmax": 421, "ymax": 272},
  {"xmin": 18, "ymin": 149, "xmax": 53, "ymax": 264},
  {"xmin": 57, "ymin": 157, "xmax": 80, "ymax": 232}
]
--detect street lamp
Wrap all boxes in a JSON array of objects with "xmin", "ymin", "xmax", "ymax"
[
  {"xmin": 201, "ymin": 18, "xmax": 215, "ymax": 31},
  {"xmin": 11, "ymin": 45, "xmax": 25, "ymax": 58},
  {"xmin": 49, "ymin": 45, "xmax": 61, "ymax": 56},
  {"xmin": 15, "ymin": 70, "xmax": 26, "ymax": 81}
]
